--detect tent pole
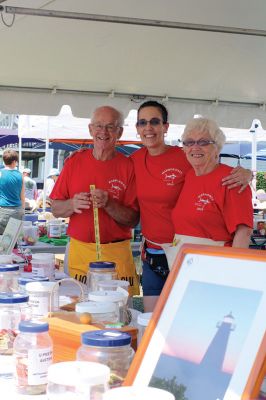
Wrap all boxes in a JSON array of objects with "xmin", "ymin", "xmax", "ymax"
[
  {"xmin": 42, "ymin": 117, "xmax": 50, "ymax": 213},
  {"xmin": 251, "ymin": 120, "xmax": 259, "ymax": 193}
]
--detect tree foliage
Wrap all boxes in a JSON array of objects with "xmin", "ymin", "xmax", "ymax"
[
  {"xmin": 150, "ymin": 375, "xmax": 188, "ymax": 400},
  {"xmin": 256, "ymin": 172, "xmax": 266, "ymax": 191}
]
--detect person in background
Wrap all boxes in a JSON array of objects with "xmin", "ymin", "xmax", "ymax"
[
  {"xmin": 0, "ymin": 149, "xmax": 25, "ymax": 234},
  {"xmin": 50, "ymin": 106, "xmax": 140, "ymax": 296},
  {"xmin": 172, "ymin": 117, "xmax": 253, "ymax": 250},
  {"xmin": 22, "ymin": 167, "xmax": 38, "ymax": 209},
  {"xmin": 46, "ymin": 168, "xmax": 60, "ymax": 197},
  {"xmin": 132, "ymin": 101, "xmax": 252, "ymax": 312}
]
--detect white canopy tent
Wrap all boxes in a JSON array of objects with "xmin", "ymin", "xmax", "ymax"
[{"xmin": 0, "ymin": 0, "xmax": 266, "ymax": 129}]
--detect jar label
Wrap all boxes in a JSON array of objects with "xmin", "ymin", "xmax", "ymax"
[
  {"xmin": 28, "ymin": 295, "xmax": 49, "ymax": 317},
  {"xmin": 48, "ymin": 225, "xmax": 61, "ymax": 238},
  {"xmin": 16, "ymin": 347, "xmax": 53, "ymax": 385}
]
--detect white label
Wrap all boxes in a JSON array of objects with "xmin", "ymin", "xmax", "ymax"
[
  {"xmin": 49, "ymin": 225, "xmax": 61, "ymax": 237},
  {"xmin": 28, "ymin": 294, "xmax": 49, "ymax": 317},
  {"xmin": 32, "ymin": 266, "xmax": 45, "ymax": 277},
  {"xmin": 27, "ymin": 347, "xmax": 53, "ymax": 385}
]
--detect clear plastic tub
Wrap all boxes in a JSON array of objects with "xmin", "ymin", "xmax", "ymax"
[
  {"xmin": 102, "ymin": 386, "xmax": 175, "ymax": 400},
  {"xmin": 0, "ymin": 292, "xmax": 31, "ymax": 354},
  {"xmin": 26, "ymin": 281, "xmax": 59, "ymax": 318},
  {"xmin": 137, "ymin": 312, "xmax": 152, "ymax": 345},
  {"xmin": 75, "ymin": 301, "xmax": 118, "ymax": 325},
  {"xmin": 76, "ymin": 330, "xmax": 134, "ymax": 388},
  {"xmin": 13, "ymin": 320, "xmax": 53, "ymax": 395},
  {"xmin": 22, "ymin": 224, "xmax": 39, "ymax": 245},
  {"xmin": 47, "ymin": 361, "xmax": 110, "ymax": 400},
  {"xmin": 18, "ymin": 275, "xmax": 49, "ymax": 292},
  {"xmin": 88, "ymin": 290, "xmax": 128, "ymax": 325},
  {"xmin": 87, "ymin": 262, "xmax": 117, "ymax": 293},
  {"xmin": 47, "ymin": 220, "xmax": 62, "ymax": 238},
  {"xmin": 0, "ymin": 263, "xmax": 20, "ymax": 292},
  {"xmin": 31, "ymin": 253, "xmax": 55, "ymax": 280}
]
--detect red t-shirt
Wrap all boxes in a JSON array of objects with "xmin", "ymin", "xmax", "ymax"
[
  {"xmin": 171, "ymin": 164, "xmax": 253, "ymax": 245},
  {"xmin": 50, "ymin": 150, "xmax": 138, "ymax": 243},
  {"xmin": 131, "ymin": 146, "xmax": 191, "ymax": 243}
]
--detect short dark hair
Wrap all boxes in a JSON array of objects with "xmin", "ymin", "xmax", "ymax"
[
  {"xmin": 3, "ymin": 149, "xmax": 19, "ymax": 165},
  {"xmin": 137, "ymin": 100, "xmax": 168, "ymax": 124}
]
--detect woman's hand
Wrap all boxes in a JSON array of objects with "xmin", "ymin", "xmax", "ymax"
[{"xmin": 222, "ymin": 166, "xmax": 252, "ymax": 193}]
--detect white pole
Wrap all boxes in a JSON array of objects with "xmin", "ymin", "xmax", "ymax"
[
  {"xmin": 42, "ymin": 117, "xmax": 50, "ymax": 212},
  {"xmin": 250, "ymin": 119, "xmax": 260, "ymax": 193}
]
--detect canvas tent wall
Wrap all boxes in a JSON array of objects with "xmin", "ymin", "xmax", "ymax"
[{"xmin": 0, "ymin": 0, "xmax": 266, "ymax": 129}]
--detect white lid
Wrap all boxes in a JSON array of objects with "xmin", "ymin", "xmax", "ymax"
[
  {"xmin": 98, "ymin": 280, "xmax": 129, "ymax": 289},
  {"xmin": 25, "ymin": 281, "xmax": 58, "ymax": 292},
  {"xmin": 137, "ymin": 312, "xmax": 152, "ymax": 327},
  {"xmin": 48, "ymin": 361, "xmax": 110, "ymax": 386},
  {"xmin": 75, "ymin": 301, "xmax": 116, "ymax": 314},
  {"xmin": 88, "ymin": 290, "xmax": 125, "ymax": 303},
  {"xmin": 32, "ymin": 253, "xmax": 55, "ymax": 260},
  {"xmin": 102, "ymin": 386, "xmax": 175, "ymax": 400}
]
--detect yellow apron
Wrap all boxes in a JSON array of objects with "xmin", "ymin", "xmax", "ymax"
[{"xmin": 68, "ymin": 238, "xmax": 140, "ymax": 296}]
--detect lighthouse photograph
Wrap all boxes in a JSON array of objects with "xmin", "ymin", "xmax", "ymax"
[{"xmin": 150, "ymin": 280, "xmax": 263, "ymax": 400}]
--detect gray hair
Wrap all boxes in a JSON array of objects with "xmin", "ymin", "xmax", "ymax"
[
  {"xmin": 182, "ymin": 117, "xmax": 226, "ymax": 152},
  {"xmin": 91, "ymin": 106, "xmax": 124, "ymax": 127}
]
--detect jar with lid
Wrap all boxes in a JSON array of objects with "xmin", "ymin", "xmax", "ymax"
[
  {"xmin": 137, "ymin": 312, "xmax": 152, "ymax": 345},
  {"xmin": 0, "ymin": 292, "xmax": 31, "ymax": 354},
  {"xmin": 88, "ymin": 290, "xmax": 129, "ymax": 325},
  {"xmin": 31, "ymin": 252, "xmax": 55, "ymax": 280},
  {"xmin": 26, "ymin": 281, "xmax": 59, "ymax": 318},
  {"xmin": 18, "ymin": 275, "xmax": 49, "ymax": 292},
  {"xmin": 102, "ymin": 386, "xmax": 175, "ymax": 400},
  {"xmin": 22, "ymin": 224, "xmax": 39, "ymax": 245},
  {"xmin": 96, "ymin": 279, "xmax": 129, "ymax": 293},
  {"xmin": 76, "ymin": 330, "xmax": 135, "ymax": 388},
  {"xmin": 0, "ymin": 263, "xmax": 20, "ymax": 292},
  {"xmin": 47, "ymin": 361, "xmax": 110, "ymax": 400},
  {"xmin": 13, "ymin": 320, "xmax": 53, "ymax": 395},
  {"xmin": 75, "ymin": 301, "xmax": 118, "ymax": 326},
  {"xmin": 87, "ymin": 262, "xmax": 117, "ymax": 292},
  {"xmin": 47, "ymin": 220, "xmax": 62, "ymax": 238},
  {"xmin": 36, "ymin": 219, "xmax": 47, "ymax": 237}
]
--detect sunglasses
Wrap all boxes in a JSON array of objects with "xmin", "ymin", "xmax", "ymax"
[
  {"xmin": 182, "ymin": 139, "xmax": 216, "ymax": 147},
  {"xmin": 136, "ymin": 117, "xmax": 163, "ymax": 127}
]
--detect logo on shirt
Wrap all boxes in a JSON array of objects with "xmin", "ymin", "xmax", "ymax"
[
  {"xmin": 162, "ymin": 168, "xmax": 183, "ymax": 186},
  {"xmin": 108, "ymin": 179, "xmax": 126, "ymax": 199},
  {"xmin": 195, "ymin": 193, "xmax": 214, "ymax": 211}
]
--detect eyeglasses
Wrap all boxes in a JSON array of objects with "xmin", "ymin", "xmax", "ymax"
[
  {"xmin": 136, "ymin": 118, "xmax": 163, "ymax": 127},
  {"xmin": 182, "ymin": 139, "xmax": 216, "ymax": 147},
  {"xmin": 91, "ymin": 123, "xmax": 119, "ymax": 133}
]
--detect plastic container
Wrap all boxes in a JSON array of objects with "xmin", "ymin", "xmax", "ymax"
[
  {"xmin": 47, "ymin": 361, "xmax": 110, "ymax": 400},
  {"xmin": 47, "ymin": 220, "xmax": 62, "ymax": 238},
  {"xmin": 26, "ymin": 281, "xmax": 59, "ymax": 318},
  {"xmin": 36, "ymin": 219, "xmax": 47, "ymax": 237},
  {"xmin": 137, "ymin": 312, "xmax": 152, "ymax": 345},
  {"xmin": 0, "ymin": 292, "xmax": 31, "ymax": 354},
  {"xmin": 0, "ymin": 263, "xmax": 20, "ymax": 292},
  {"xmin": 97, "ymin": 279, "xmax": 130, "ymax": 293},
  {"xmin": 87, "ymin": 262, "xmax": 117, "ymax": 293},
  {"xmin": 18, "ymin": 275, "xmax": 49, "ymax": 292},
  {"xmin": 75, "ymin": 301, "xmax": 118, "ymax": 325},
  {"xmin": 31, "ymin": 252, "xmax": 55, "ymax": 280},
  {"xmin": 13, "ymin": 320, "xmax": 53, "ymax": 395},
  {"xmin": 0, "ymin": 254, "xmax": 13, "ymax": 264},
  {"xmin": 88, "ymin": 290, "xmax": 128, "ymax": 325},
  {"xmin": 102, "ymin": 386, "xmax": 175, "ymax": 400},
  {"xmin": 22, "ymin": 224, "xmax": 39, "ymax": 245},
  {"xmin": 23, "ymin": 213, "xmax": 38, "ymax": 224},
  {"xmin": 77, "ymin": 330, "xmax": 134, "ymax": 388}
]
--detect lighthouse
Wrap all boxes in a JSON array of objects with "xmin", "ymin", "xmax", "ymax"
[{"xmin": 200, "ymin": 312, "xmax": 236, "ymax": 373}]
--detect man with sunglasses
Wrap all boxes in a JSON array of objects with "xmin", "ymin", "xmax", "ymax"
[
  {"xmin": 50, "ymin": 106, "xmax": 140, "ymax": 297},
  {"xmin": 132, "ymin": 101, "xmax": 252, "ymax": 312}
]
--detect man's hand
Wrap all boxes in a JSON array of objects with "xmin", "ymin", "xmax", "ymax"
[
  {"xmin": 222, "ymin": 166, "xmax": 252, "ymax": 193},
  {"xmin": 72, "ymin": 192, "xmax": 91, "ymax": 214},
  {"xmin": 90, "ymin": 189, "xmax": 109, "ymax": 209}
]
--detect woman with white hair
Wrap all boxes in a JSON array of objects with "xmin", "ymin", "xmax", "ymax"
[{"xmin": 171, "ymin": 117, "xmax": 253, "ymax": 250}]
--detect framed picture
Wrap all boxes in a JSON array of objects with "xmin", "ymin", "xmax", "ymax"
[
  {"xmin": 125, "ymin": 245, "xmax": 266, "ymax": 400},
  {"xmin": 0, "ymin": 217, "xmax": 23, "ymax": 254}
]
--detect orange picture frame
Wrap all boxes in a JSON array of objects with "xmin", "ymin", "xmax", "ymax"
[{"xmin": 125, "ymin": 244, "xmax": 266, "ymax": 400}]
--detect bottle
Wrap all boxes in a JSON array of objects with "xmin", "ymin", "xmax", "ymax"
[
  {"xmin": 13, "ymin": 320, "xmax": 53, "ymax": 395},
  {"xmin": 76, "ymin": 330, "xmax": 134, "ymax": 388},
  {"xmin": 87, "ymin": 262, "xmax": 117, "ymax": 292}
]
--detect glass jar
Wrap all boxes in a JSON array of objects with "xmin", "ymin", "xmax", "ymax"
[
  {"xmin": 88, "ymin": 290, "xmax": 128, "ymax": 325},
  {"xmin": 47, "ymin": 361, "xmax": 110, "ymax": 400},
  {"xmin": 26, "ymin": 281, "xmax": 59, "ymax": 318},
  {"xmin": 22, "ymin": 224, "xmax": 39, "ymax": 245},
  {"xmin": 137, "ymin": 312, "xmax": 152, "ymax": 345},
  {"xmin": 96, "ymin": 279, "xmax": 130, "ymax": 293},
  {"xmin": 0, "ymin": 263, "xmax": 20, "ymax": 292},
  {"xmin": 76, "ymin": 330, "xmax": 134, "ymax": 388},
  {"xmin": 0, "ymin": 292, "xmax": 31, "ymax": 354},
  {"xmin": 31, "ymin": 252, "xmax": 55, "ymax": 280},
  {"xmin": 75, "ymin": 301, "xmax": 118, "ymax": 325},
  {"xmin": 87, "ymin": 262, "xmax": 117, "ymax": 293},
  {"xmin": 47, "ymin": 220, "xmax": 62, "ymax": 238},
  {"xmin": 18, "ymin": 275, "xmax": 49, "ymax": 292},
  {"xmin": 36, "ymin": 219, "xmax": 47, "ymax": 237},
  {"xmin": 102, "ymin": 386, "xmax": 175, "ymax": 400},
  {"xmin": 13, "ymin": 320, "xmax": 53, "ymax": 395}
]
